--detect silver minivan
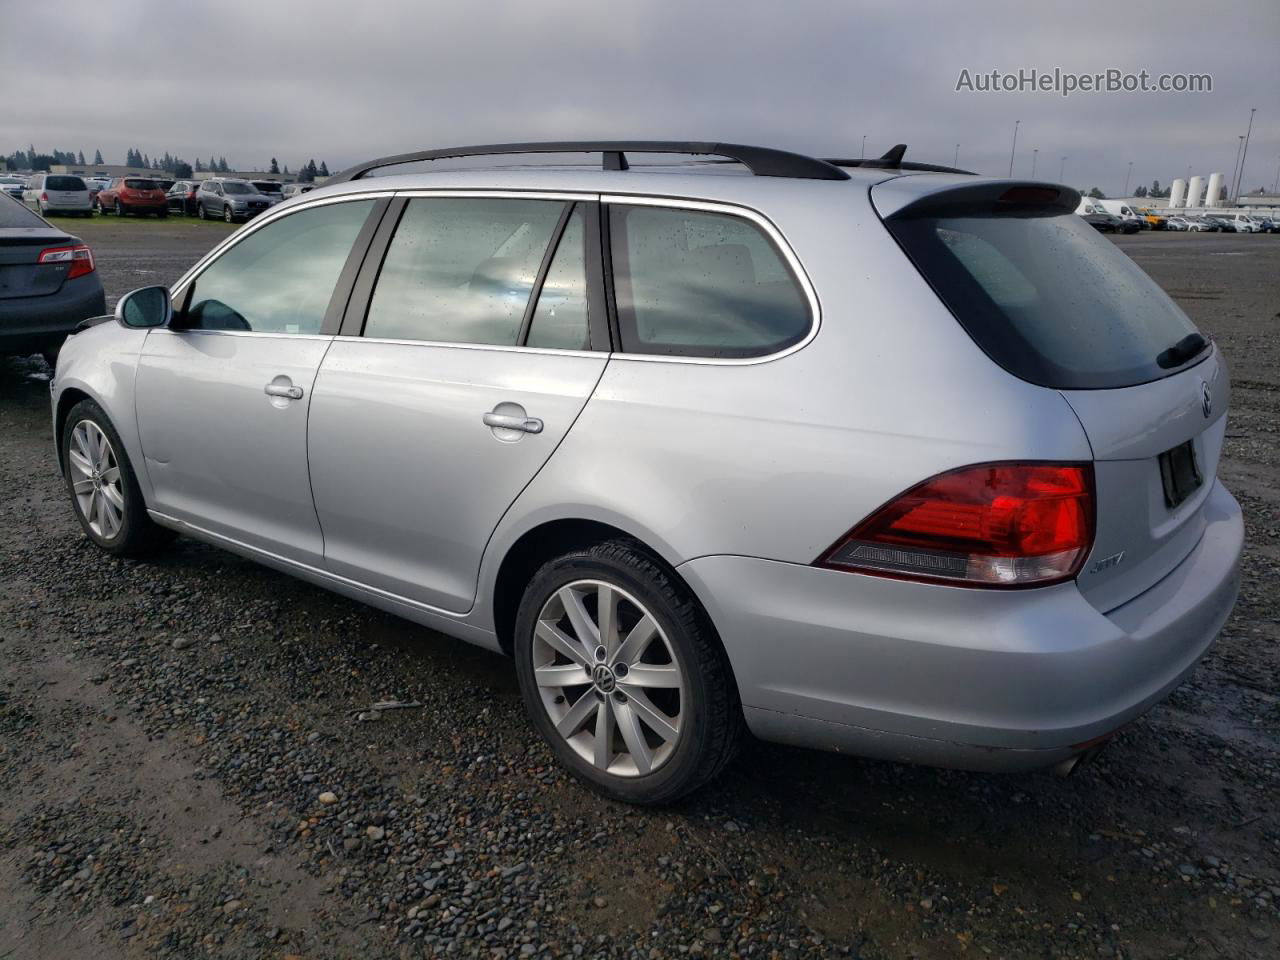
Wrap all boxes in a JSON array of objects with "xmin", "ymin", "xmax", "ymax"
[
  {"xmin": 49, "ymin": 142, "xmax": 1243, "ymax": 803},
  {"xmin": 23, "ymin": 174, "xmax": 93, "ymax": 217}
]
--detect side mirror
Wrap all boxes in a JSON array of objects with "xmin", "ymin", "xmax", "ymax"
[{"xmin": 115, "ymin": 285, "xmax": 173, "ymax": 329}]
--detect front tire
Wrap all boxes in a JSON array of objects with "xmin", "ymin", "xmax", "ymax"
[
  {"xmin": 62, "ymin": 399, "xmax": 174, "ymax": 557},
  {"xmin": 513, "ymin": 539, "xmax": 742, "ymax": 804},
  {"xmin": 223, "ymin": 205, "xmax": 234, "ymax": 223}
]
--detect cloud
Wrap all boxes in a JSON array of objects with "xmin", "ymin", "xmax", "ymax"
[{"xmin": 2, "ymin": 0, "xmax": 1276, "ymax": 193}]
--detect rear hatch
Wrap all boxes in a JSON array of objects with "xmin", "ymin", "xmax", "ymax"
[
  {"xmin": 0, "ymin": 199, "xmax": 77, "ymax": 300},
  {"xmin": 873, "ymin": 176, "xmax": 1225, "ymax": 612}
]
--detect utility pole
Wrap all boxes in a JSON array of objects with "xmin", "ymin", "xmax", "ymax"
[
  {"xmin": 1031, "ymin": 148, "xmax": 1038, "ymax": 178},
  {"xmin": 953, "ymin": 144, "xmax": 959, "ymax": 167},
  {"xmin": 1007, "ymin": 120, "xmax": 1019, "ymax": 177},
  {"xmin": 1059, "ymin": 155, "xmax": 1067, "ymax": 181},
  {"xmin": 1273, "ymin": 155, "xmax": 1279, "ymax": 194},
  {"xmin": 1237, "ymin": 107, "xmax": 1257, "ymax": 201},
  {"xmin": 1124, "ymin": 161, "xmax": 1133, "ymax": 196},
  {"xmin": 1231, "ymin": 135, "xmax": 1245, "ymax": 201},
  {"xmin": 860, "ymin": 135, "xmax": 867, "ymax": 159}
]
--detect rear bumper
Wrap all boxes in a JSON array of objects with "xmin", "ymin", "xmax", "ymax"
[
  {"xmin": 0, "ymin": 276, "xmax": 108, "ymax": 354},
  {"xmin": 679, "ymin": 479, "xmax": 1243, "ymax": 771}
]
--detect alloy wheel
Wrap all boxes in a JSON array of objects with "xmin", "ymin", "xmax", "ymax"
[
  {"xmin": 532, "ymin": 580, "xmax": 685, "ymax": 777},
  {"xmin": 68, "ymin": 420, "xmax": 124, "ymax": 539}
]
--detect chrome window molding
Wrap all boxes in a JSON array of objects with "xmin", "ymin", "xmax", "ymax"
[{"xmin": 168, "ymin": 187, "xmax": 819, "ymax": 367}]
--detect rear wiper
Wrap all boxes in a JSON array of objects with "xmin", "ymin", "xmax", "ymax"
[{"xmin": 1156, "ymin": 332, "xmax": 1209, "ymax": 369}]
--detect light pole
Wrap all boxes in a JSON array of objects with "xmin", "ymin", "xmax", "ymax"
[
  {"xmin": 861, "ymin": 135, "xmax": 867, "ymax": 159},
  {"xmin": 1007, "ymin": 120, "xmax": 1019, "ymax": 177},
  {"xmin": 1124, "ymin": 161, "xmax": 1133, "ymax": 196},
  {"xmin": 1231, "ymin": 135, "xmax": 1245, "ymax": 200},
  {"xmin": 1031, "ymin": 148, "xmax": 1038, "ymax": 178},
  {"xmin": 953, "ymin": 144, "xmax": 960, "ymax": 167},
  {"xmin": 1237, "ymin": 107, "xmax": 1257, "ymax": 201},
  {"xmin": 1273, "ymin": 155, "xmax": 1279, "ymax": 194},
  {"xmin": 1059, "ymin": 155, "xmax": 1067, "ymax": 181}
]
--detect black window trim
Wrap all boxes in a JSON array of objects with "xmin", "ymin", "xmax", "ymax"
[{"xmin": 602, "ymin": 195, "xmax": 817, "ymax": 361}]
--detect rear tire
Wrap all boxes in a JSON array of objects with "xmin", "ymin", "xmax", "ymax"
[
  {"xmin": 116, "ymin": 200, "xmax": 127, "ymax": 217},
  {"xmin": 61, "ymin": 399, "xmax": 174, "ymax": 558},
  {"xmin": 513, "ymin": 538, "xmax": 742, "ymax": 805},
  {"xmin": 223, "ymin": 205, "xmax": 234, "ymax": 224}
]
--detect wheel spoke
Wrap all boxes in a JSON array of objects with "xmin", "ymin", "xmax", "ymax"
[
  {"xmin": 72, "ymin": 478, "xmax": 94, "ymax": 495},
  {"xmin": 535, "ymin": 621, "xmax": 590, "ymax": 668},
  {"xmin": 93, "ymin": 489, "xmax": 106, "ymax": 534},
  {"xmin": 622, "ymin": 664, "xmax": 682, "ymax": 689},
  {"xmin": 615, "ymin": 614, "xmax": 658, "ymax": 666},
  {"xmin": 613, "ymin": 701, "xmax": 653, "ymax": 775},
  {"xmin": 68, "ymin": 448, "xmax": 93, "ymax": 478},
  {"xmin": 100, "ymin": 482, "xmax": 124, "ymax": 512},
  {"xmin": 593, "ymin": 698, "xmax": 615, "ymax": 769},
  {"xmin": 597, "ymin": 584, "xmax": 618, "ymax": 658},
  {"xmin": 100, "ymin": 466, "xmax": 120, "ymax": 484},
  {"xmin": 534, "ymin": 663, "xmax": 591, "ymax": 687},
  {"xmin": 555, "ymin": 691, "xmax": 598, "ymax": 737},
  {"xmin": 623, "ymin": 688, "xmax": 679, "ymax": 743},
  {"xmin": 558, "ymin": 586, "xmax": 599, "ymax": 656},
  {"xmin": 101, "ymin": 498, "xmax": 121, "ymax": 537}
]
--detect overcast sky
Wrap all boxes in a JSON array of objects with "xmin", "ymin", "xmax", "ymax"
[{"xmin": 3, "ymin": 0, "xmax": 1277, "ymax": 195}]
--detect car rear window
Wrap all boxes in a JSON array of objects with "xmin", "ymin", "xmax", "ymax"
[
  {"xmin": 885, "ymin": 210, "xmax": 1202, "ymax": 389},
  {"xmin": 124, "ymin": 178, "xmax": 157, "ymax": 189},
  {"xmin": 47, "ymin": 176, "xmax": 87, "ymax": 191},
  {"xmin": 0, "ymin": 196, "xmax": 47, "ymax": 227}
]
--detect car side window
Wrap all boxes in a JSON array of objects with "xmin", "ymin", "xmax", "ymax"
[
  {"xmin": 608, "ymin": 204, "xmax": 811, "ymax": 358},
  {"xmin": 182, "ymin": 199, "xmax": 374, "ymax": 334},
  {"xmin": 363, "ymin": 197, "xmax": 565, "ymax": 346},
  {"xmin": 526, "ymin": 205, "xmax": 589, "ymax": 350}
]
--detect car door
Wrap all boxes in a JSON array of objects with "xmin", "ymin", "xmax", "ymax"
[
  {"xmin": 134, "ymin": 196, "xmax": 388, "ymax": 565},
  {"xmin": 24, "ymin": 176, "xmax": 41, "ymax": 209},
  {"xmin": 307, "ymin": 194, "xmax": 610, "ymax": 613}
]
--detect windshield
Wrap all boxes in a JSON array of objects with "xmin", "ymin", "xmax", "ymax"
[
  {"xmin": 222, "ymin": 182, "xmax": 256, "ymax": 195},
  {"xmin": 886, "ymin": 210, "xmax": 1202, "ymax": 389}
]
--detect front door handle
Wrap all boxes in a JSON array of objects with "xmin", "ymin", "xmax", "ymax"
[
  {"xmin": 483, "ymin": 411, "xmax": 543, "ymax": 434},
  {"xmin": 264, "ymin": 379, "xmax": 303, "ymax": 400}
]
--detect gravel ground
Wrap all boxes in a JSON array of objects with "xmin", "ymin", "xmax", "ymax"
[{"xmin": 0, "ymin": 220, "xmax": 1277, "ymax": 959}]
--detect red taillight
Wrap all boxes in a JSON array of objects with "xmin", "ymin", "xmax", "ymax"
[
  {"xmin": 38, "ymin": 244, "xmax": 96, "ymax": 280},
  {"xmin": 41, "ymin": 192, "xmax": 49, "ymax": 201},
  {"xmin": 816, "ymin": 463, "xmax": 1094, "ymax": 588}
]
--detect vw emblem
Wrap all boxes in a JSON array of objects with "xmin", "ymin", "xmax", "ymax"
[
  {"xmin": 592, "ymin": 663, "xmax": 617, "ymax": 694},
  {"xmin": 1200, "ymin": 381, "xmax": 1212, "ymax": 419}
]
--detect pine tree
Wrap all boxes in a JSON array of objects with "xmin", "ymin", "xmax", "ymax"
[
  {"xmin": 77, "ymin": 150, "xmax": 85, "ymax": 165},
  {"xmin": 283, "ymin": 164, "xmax": 289, "ymax": 175},
  {"xmin": 194, "ymin": 158, "xmax": 205, "ymax": 173},
  {"xmin": 93, "ymin": 149, "xmax": 104, "ymax": 165},
  {"xmin": 269, "ymin": 157, "xmax": 279, "ymax": 174},
  {"xmin": 318, "ymin": 161, "xmax": 329, "ymax": 177}
]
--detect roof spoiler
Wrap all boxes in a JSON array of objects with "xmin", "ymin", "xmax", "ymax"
[{"xmin": 876, "ymin": 181, "xmax": 1082, "ymax": 220}]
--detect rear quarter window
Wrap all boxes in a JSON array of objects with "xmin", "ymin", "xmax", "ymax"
[
  {"xmin": 608, "ymin": 204, "xmax": 811, "ymax": 359},
  {"xmin": 885, "ymin": 210, "xmax": 1201, "ymax": 389}
]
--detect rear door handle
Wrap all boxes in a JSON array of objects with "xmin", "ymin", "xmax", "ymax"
[
  {"xmin": 264, "ymin": 380, "xmax": 303, "ymax": 400},
  {"xmin": 482, "ymin": 412, "xmax": 543, "ymax": 434}
]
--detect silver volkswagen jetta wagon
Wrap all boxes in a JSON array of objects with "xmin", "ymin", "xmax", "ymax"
[{"xmin": 50, "ymin": 141, "xmax": 1243, "ymax": 803}]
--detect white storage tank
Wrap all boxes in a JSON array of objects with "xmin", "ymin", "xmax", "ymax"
[
  {"xmin": 1187, "ymin": 175, "xmax": 1205, "ymax": 207},
  {"xmin": 1169, "ymin": 178, "xmax": 1187, "ymax": 207},
  {"xmin": 1205, "ymin": 172, "xmax": 1224, "ymax": 207}
]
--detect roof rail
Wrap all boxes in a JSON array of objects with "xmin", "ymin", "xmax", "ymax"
[
  {"xmin": 327, "ymin": 141, "xmax": 851, "ymax": 184},
  {"xmin": 824, "ymin": 143, "xmax": 976, "ymax": 176}
]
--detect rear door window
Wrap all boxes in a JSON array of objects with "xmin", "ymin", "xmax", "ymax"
[
  {"xmin": 363, "ymin": 197, "xmax": 566, "ymax": 346},
  {"xmin": 885, "ymin": 210, "xmax": 1201, "ymax": 388},
  {"xmin": 607, "ymin": 204, "xmax": 810, "ymax": 358}
]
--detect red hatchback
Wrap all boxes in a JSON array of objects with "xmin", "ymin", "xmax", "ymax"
[{"xmin": 95, "ymin": 177, "xmax": 168, "ymax": 217}]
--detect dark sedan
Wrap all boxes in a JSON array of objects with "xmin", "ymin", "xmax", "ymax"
[
  {"xmin": 166, "ymin": 180, "xmax": 201, "ymax": 215},
  {"xmin": 0, "ymin": 196, "xmax": 106, "ymax": 366}
]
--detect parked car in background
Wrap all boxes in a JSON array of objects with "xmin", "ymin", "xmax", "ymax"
[
  {"xmin": 1083, "ymin": 210, "xmax": 1123, "ymax": 233},
  {"xmin": 22, "ymin": 174, "xmax": 93, "ymax": 217},
  {"xmin": 1223, "ymin": 214, "xmax": 1258, "ymax": 233},
  {"xmin": 0, "ymin": 175, "xmax": 28, "ymax": 200},
  {"xmin": 1180, "ymin": 216, "xmax": 1214, "ymax": 232},
  {"xmin": 166, "ymin": 181, "xmax": 201, "ymax": 216},
  {"xmin": 1094, "ymin": 199, "xmax": 1148, "ymax": 229},
  {"xmin": 152, "ymin": 178, "xmax": 175, "ymax": 192},
  {"xmin": 1259, "ymin": 217, "xmax": 1280, "ymax": 234},
  {"xmin": 196, "ymin": 179, "xmax": 271, "ymax": 222},
  {"xmin": 0, "ymin": 195, "xmax": 105, "ymax": 366},
  {"xmin": 95, "ymin": 177, "xmax": 168, "ymax": 217},
  {"xmin": 1134, "ymin": 207, "xmax": 1167, "ymax": 229},
  {"xmin": 249, "ymin": 180, "xmax": 286, "ymax": 206},
  {"xmin": 280, "ymin": 182, "xmax": 315, "ymax": 199},
  {"xmin": 50, "ymin": 141, "xmax": 1242, "ymax": 803},
  {"xmin": 84, "ymin": 178, "xmax": 110, "ymax": 204}
]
